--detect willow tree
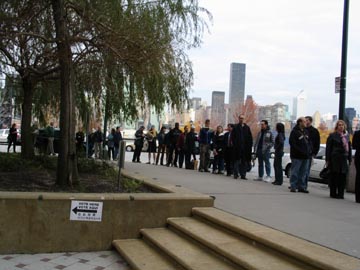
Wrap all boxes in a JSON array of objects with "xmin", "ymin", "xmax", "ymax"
[
  {"xmin": 0, "ymin": 0, "xmax": 59, "ymax": 158},
  {"xmin": 51, "ymin": 0, "xmax": 211, "ymax": 186}
]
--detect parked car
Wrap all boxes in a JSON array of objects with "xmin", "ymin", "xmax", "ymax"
[
  {"xmin": 0, "ymin": 128, "xmax": 21, "ymax": 145},
  {"xmin": 0, "ymin": 129, "xmax": 9, "ymax": 144},
  {"xmin": 124, "ymin": 139, "xmax": 149, "ymax": 152},
  {"xmin": 282, "ymin": 144, "xmax": 327, "ymax": 183}
]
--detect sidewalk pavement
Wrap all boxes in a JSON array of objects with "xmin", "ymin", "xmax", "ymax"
[
  {"xmin": 123, "ymin": 159, "xmax": 360, "ymax": 259},
  {"xmin": 0, "ymin": 251, "xmax": 130, "ymax": 270}
]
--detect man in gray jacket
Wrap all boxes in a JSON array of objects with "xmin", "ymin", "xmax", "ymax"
[{"xmin": 254, "ymin": 120, "xmax": 274, "ymax": 181}]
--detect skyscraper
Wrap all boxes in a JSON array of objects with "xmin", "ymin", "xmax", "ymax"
[
  {"xmin": 229, "ymin": 63, "xmax": 246, "ymax": 122},
  {"xmin": 211, "ymin": 91, "xmax": 225, "ymax": 126},
  {"xmin": 292, "ymin": 90, "xmax": 307, "ymax": 120}
]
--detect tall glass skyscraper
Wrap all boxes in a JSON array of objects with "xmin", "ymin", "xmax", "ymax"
[{"xmin": 229, "ymin": 63, "xmax": 246, "ymax": 122}]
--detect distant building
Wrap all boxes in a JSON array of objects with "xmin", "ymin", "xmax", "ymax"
[
  {"xmin": 211, "ymin": 91, "xmax": 225, "ymax": 127},
  {"xmin": 258, "ymin": 103, "xmax": 287, "ymax": 129},
  {"xmin": 345, "ymin": 107, "xmax": 356, "ymax": 131},
  {"xmin": 190, "ymin": 97, "xmax": 202, "ymax": 110},
  {"xmin": 292, "ymin": 90, "xmax": 307, "ymax": 120},
  {"xmin": 313, "ymin": 111, "xmax": 321, "ymax": 128},
  {"xmin": 229, "ymin": 63, "xmax": 246, "ymax": 122}
]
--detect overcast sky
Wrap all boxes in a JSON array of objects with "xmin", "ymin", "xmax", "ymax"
[{"xmin": 188, "ymin": 0, "xmax": 360, "ymax": 116}]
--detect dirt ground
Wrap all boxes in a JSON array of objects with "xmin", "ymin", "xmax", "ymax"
[{"xmin": 0, "ymin": 168, "xmax": 150, "ymax": 193}]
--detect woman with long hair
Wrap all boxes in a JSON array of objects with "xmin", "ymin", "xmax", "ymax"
[
  {"xmin": 326, "ymin": 120, "xmax": 352, "ymax": 199},
  {"xmin": 272, "ymin": 123, "xmax": 285, "ymax": 185}
]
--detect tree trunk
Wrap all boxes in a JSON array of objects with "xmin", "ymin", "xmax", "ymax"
[
  {"xmin": 20, "ymin": 78, "xmax": 35, "ymax": 159},
  {"xmin": 52, "ymin": 0, "xmax": 78, "ymax": 187}
]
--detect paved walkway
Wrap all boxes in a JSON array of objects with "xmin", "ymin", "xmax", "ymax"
[
  {"xmin": 0, "ymin": 251, "xmax": 129, "ymax": 270},
  {"xmin": 123, "ymin": 159, "xmax": 360, "ymax": 259}
]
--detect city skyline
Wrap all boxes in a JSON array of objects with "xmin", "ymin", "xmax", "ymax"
[{"xmin": 188, "ymin": 0, "xmax": 360, "ymax": 116}]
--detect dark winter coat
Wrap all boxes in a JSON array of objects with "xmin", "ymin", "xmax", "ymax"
[
  {"xmin": 306, "ymin": 125, "xmax": 320, "ymax": 156},
  {"xmin": 185, "ymin": 131, "xmax": 196, "ymax": 154},
  {"xmin": 274, "ymin": 132, "xmax": 285, "ymax": 155},
  {"xmin": 326, "ymin": 132, "xmax": 352, "ymax": 174},
  {"xmin": 212, "ymin": 132, "xmax": 225, "ymax": 156},
  {"xmin": 232, "ymin": 123, "xmax": 253, "ymax": 161},
  {"xmin": 289, "ymin": 125, "xmax": 311, "ymax": 160}
]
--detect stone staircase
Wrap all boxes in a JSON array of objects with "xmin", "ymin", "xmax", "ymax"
[{"xmin": 113, "ymin": 207, "xmax": 360, "ymax": 270}]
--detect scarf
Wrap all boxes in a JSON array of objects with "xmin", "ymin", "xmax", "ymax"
[{"xmin": 339, "ymin": 132, "xmax": 349, "ymax": 153}]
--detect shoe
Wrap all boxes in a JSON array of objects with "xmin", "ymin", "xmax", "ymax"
[
  {"xmin": 234, "ymin": 176, "xmax": 239, "ymax": 179},
  {"xmin": 241, "ymin": 176, "xmax": 247, "ymax": 180},
  {"xmin": 218, "ymin": 171, "xmax": 224, "ymax": 175},
  {"xmin": 132, "ymin": 160, "xmax": 136, "ymax": 163},
  {"xmin": 199, "ymin": 169, "xmax": 204, "ymax": 172},
  {"xmin": 166, "ymin": 164, "xmax": 170, "ymax": 167},
  {"xmin": 212, "ymin": 170, "xmax": 218, "ymax": 174},
  {"xmin": 173, "ymin": 164, "xmax": 178, "ymax": 167},
  {"xmin": 254, "ymin": 177, "xmax": 263, "ymax": 181},
  {"xmin": 226, "ymin": 173, "xmax": 232, "ymax": 177},
  {"xmin": 204, "ymin": 169, "xmax": 210, "ymax": 173},
  {"xmin": 146, "ymin": 162, "xmax": 151, "ymax": 164},
  {"xmin": 290, "ymin": 189, "xmax": 296, "ymax": 192},
  {"xmin": 272, "ymin": 182, "xmax": 282, "ymax": 185},
  {"xmin": 298, "ymin": 189, "xmax": 309, "ymax": 193},
  {"xmin": 263, "ymin": 176, "xmax": 272, "ymax": 182}
]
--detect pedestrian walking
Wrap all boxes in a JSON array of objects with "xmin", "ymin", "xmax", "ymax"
[
  {"xmin": 272, "ymin": 123, "xmax": 285, "ymax": 185},
  {"xmin": 7, "ymin": 123, "xmax": 18, "ymax": 153},
  {"xmin": 254, "ymin": 120, "xmax": 273, "ymax": 181},
  {"xmin": 198, "ymin": 119, "xmax": 212, "ymax": 172},
  {"xmin": 289, "ymin": 117, "xmax": 312, "ymax": 193},
  {"xmin": 353, "ymin": 129, "xmax": 360, "ymax": 203},
  {"xmin": 326, "ymin": 120, "xmax": 352, "ymax": 199}
]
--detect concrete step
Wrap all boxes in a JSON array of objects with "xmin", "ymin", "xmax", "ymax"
[
  {"xmin": 140, "ymin": 228, "xmax": 238, "ymax": 270},
  {"xmin": 192, "ymin": 207, "xmax": 360, "ymax": 270},
  {"xmin": 168, "ymin": 216, "xmax": 311, "ymax": 270},
  {"xmin": 113, "ymin": 239, "xmax": 184, "ymax": 270}
]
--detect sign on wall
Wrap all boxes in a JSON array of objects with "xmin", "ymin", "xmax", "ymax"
[{"xmin": 70, "ymin": 200, "xmax": 103, "ymax": 222}]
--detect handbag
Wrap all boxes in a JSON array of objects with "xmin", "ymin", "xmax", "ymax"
[{"xmin": 319, "ymin": 166, "xmax": 330, "ymax": 179}]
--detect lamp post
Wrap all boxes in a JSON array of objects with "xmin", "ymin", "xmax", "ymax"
[{"xmin": 338, "ymin": 0, "xmax": 350, "ymax": 121}]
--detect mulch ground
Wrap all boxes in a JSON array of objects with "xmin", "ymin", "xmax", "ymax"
[{"xmin": 0, "ymin": 170, "xmax": 149, "ymax": 193}]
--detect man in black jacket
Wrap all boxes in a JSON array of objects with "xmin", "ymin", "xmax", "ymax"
[
  {"xmin": 353, "ymin": 129, "xmax": 360, "ymax": 203},
  {"xmin": 305, "ymin": 116, "xmax": 320, "ymax": 189},
  {"xmin": 233, "ymin": 115, "xmax": 253, "ymax": 180},
  {"xmin": 289, "ymin": 117, "xmax": 312, "ymax": 193}
]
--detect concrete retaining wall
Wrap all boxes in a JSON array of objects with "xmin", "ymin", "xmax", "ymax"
[{"xmin": 0, "ymin": 174, "xmax": 213, "ymax": 254}]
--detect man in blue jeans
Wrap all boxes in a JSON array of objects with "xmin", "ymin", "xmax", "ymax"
[
  {"xmin": 254, "ymin": 120, "xmax": 274, "ymax": 181},
  {"xmin": 289, "ymin": 117, "xmax": 312, "ymax": 193}
]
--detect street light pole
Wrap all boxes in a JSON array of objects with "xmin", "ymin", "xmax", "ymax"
[{"xmin": 338, "ymin": 0, "xmax": 350, "ymax": 121}]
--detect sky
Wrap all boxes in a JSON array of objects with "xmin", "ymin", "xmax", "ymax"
[{"xmin": 187, "ymin": 0, "xmax": 360, "ymax": 116}]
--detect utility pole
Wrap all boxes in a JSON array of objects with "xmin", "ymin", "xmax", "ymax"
[{"xmin": 338, "ymin": 0, "xmax": 350, "ymax": 120}]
